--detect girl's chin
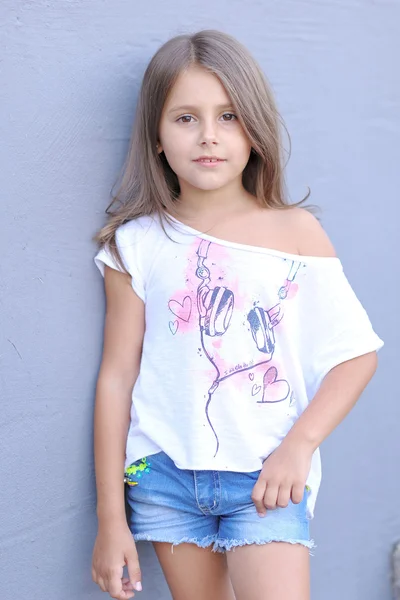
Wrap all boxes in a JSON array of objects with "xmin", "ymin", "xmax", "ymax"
[{"xmin": 179, "ymin": 175, "xmax": 235, "ymax": 192}]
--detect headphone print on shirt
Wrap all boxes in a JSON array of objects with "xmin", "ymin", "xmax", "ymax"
[{"xmin": 169, "ymin": 238, "xmax": 302, "ymax": 456}]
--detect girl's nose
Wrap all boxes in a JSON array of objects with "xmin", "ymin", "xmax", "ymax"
[{"xmin": 199, "ymin": 120, "xmax": 218, "ymax": 145}]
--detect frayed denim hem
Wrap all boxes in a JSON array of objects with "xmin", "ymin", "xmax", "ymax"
[
  {"xmin": 213, "ymin": 537, "xmax": 316, "ymax": 555},
  {"xmin": 133, "ymin": 533, "xmax": 218, "ymax": 553},
  {"xmin": 133, "ymin": 533, "xmax": 315, "ymax": 555}
]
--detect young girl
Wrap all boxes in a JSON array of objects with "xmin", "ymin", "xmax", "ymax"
[{"xmin": 91, "ymin": 30, "xmax": 383, "ymax": 600}]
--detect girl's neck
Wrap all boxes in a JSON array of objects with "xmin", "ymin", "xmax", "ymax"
[{"xmin": 174, "ymin": 180, "xmax": 257, "ymax": 223}]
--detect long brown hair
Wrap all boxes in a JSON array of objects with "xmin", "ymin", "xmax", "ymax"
[{"xmin": 94, "ymin": 29, "xmax": 314, "ymax": 270}]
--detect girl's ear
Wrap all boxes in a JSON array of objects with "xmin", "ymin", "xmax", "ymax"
[{"xmin": 156, "ymin": 142, "xmax": 163, "ymax": 154}]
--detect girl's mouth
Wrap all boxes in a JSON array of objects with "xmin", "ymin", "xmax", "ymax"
[{"xmin": 193, "ymin": 158, "xmax": 226, "ymax": 167}]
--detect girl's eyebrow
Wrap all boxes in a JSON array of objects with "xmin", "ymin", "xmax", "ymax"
[{"xmin": 167, "ymin": 103, "xmax": 234, "ymax": 114}]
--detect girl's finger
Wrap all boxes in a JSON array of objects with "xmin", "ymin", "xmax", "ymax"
[
  {"xmin": 97, "ymin": 576, "xmax": 107, "ymax": 592},
  {"xmin": 126, "ymin": 553, "xmax": 142, "ymax": 593},
  {"xmin": 116, "ymin": 591, "xmax": 135, "ymax": 600},
  {"xmin": 122, "ymin": 579, "xmax": 134, "ymax": 591},
  {"xmin": 291, "ymin": 483, "xmax": 305, "ymax": 504},
  {"xmin": 263, "ymin": 484, "xmax": 279, "ymax": 510},
  {"xmin": 251, "ymin": 477, "xmax": 268, "ymax": 516},
  {"xmin": 276, "ymin": 485, "xmax": 291, "ymax": 508},
  {"xmin": 107, "ymin": 571, "xmax": 125, "ymax": 599},
  {"xmin": 109, "ymin": 592, "xmax": 135, "ymax": 600}
]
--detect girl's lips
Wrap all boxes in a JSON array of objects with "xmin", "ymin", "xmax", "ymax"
[{"xmin": 193, "ymin": 158, "xmax": 226, "ymax": 167}]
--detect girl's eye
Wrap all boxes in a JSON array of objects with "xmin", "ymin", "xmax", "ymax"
[
  {"xmin": 177, "ymin": 115, "xmax": 194, "ymax": 123},
  {"xmin": 221, "ymin": 113, "xmax": 237, "ymax": 121},
  {"xmin": 176, "ymin": 113, "xmax": 237, "ymax": 124}
]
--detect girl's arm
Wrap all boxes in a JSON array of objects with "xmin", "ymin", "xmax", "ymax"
[
  {"xmin": 252, "ymin": 351, "xmax": 378, "ymax": 515},
  {"xmin": 251, "ymin": 209, "xmax": 380, "ymax": 515},
  {"xmin": 95, "ymin": 264, "xmax": 144, "ymax": 522},
  {"xmin": 284, "ymin": 350, "xmax": 377, "ymax": 453},
  {"xmin": 92, "ymin": 265, "xmax": 145, "ymax": 598}
]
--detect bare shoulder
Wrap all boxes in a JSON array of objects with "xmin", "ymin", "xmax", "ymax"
[{"xmin": 284, "ymin": 207, "xmax": 337, "ymax": 258}]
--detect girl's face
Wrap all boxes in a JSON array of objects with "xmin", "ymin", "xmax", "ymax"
[{"xmin": 158, "ymin": 65, "xmax": 252, "ymax": 196}]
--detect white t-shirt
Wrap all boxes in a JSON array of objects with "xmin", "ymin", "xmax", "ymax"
[{"xmin": 94, "ymin": 214, "xmax": 384, "ymax": 518}]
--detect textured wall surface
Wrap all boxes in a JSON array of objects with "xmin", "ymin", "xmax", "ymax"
[{"xmin": 1, "ymin": 1, "xmax": 398, "ymax": 598}]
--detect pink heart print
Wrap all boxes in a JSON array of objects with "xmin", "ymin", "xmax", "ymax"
[
  {"xmin": 260, "ymin": 366, "xmax": 290, "ymax": 403},
  {"xmin": 168, "ymin": 296, "xmax": 192, "ymax": 322}
]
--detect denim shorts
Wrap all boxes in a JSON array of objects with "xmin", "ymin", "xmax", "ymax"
[{"xmin": 125, "ymin": 451, "xmax": 313, "ymax": 553}]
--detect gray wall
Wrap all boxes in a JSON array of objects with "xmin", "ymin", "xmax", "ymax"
[{"xmin": 1, "ymin": 1, "xmax": 398, "ymax": 599}]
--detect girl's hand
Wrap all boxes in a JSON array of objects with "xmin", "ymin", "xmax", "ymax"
[
  {"xmin": 251, "ymin": 439, "xmax": 313, "ymax": 517},
  {"xmin": 92, "ymin": 520, "xmax": 142, "ymax": 599}
]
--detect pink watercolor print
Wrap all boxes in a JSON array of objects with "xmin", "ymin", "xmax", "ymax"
[
  {"xmin": 168, "ymin": 238, "xmax": 302, "ymax": 456},
  {"xmin": 286, "ymin": 282, "xmax": 299, "ymax": 300},
  {"xmin": 212, "ymin": 338, "xmax": 222, "ymax": 349}
]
